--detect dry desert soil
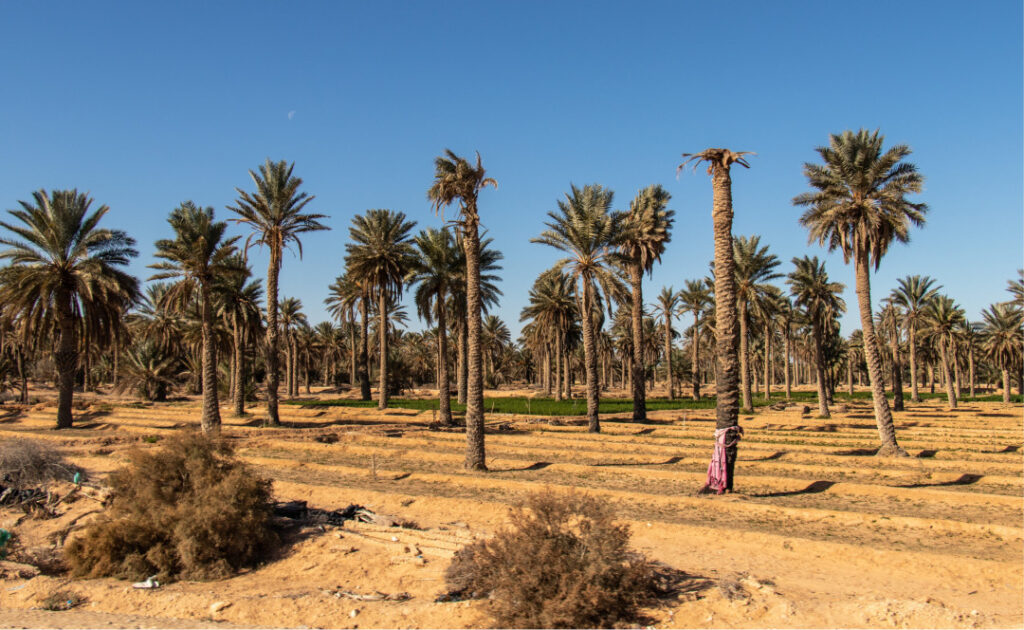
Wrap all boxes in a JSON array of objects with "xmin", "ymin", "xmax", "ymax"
[{"xmin": 0, "ymin": 385, "xmax": 1021, "ymax": 628}]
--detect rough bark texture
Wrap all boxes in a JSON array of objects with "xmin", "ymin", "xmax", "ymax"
[
  {"xmin": 581, "ymin": 280, "xmax": 600, "ymax": 432},
  {"xmin": 763, "ymin": 323, "xmax": 772, "ymax": 400},
  {"xmin": 855, "ymin": 255, "xmax": 904, "ymax": 456},
  {"xmin": 968, "ymin": 348, "xmax": 975, "ymax": 398},
  {"xmin": 1002, "ymin": 370, "xmax": 1010, "ymax": 403},
  {"xmin": 463, "ymin": 217, "xmax": 486, "ymax": 470},
  {"xmin": 55, "ymin": 286, "xmax": 76, "ymax": 429},
  {"xmin": 710, "ymin": 162, "xmax": 740, "ymax": 488},
  {"xmin": 232, "ymin": 312, "xmax": 245, "ymax": 417},
  {"xmin": 812, "ymin": 322, "xmax": 830, "ymax": 418},
  {"xmin": 554, "ymin": 333, "xmax": 563, "ymax": 401},
  {"xmin": 692, "ymin": 315, "xmax": 701, "ymax": 400},
  {"xmin": 908, "ymin": 326, "xmax": 921, "ymax": 402},
  {"xmin": 629, "ymin": 264, "xmax": 646, "ymax": 421},
  {"xmin": 200, "ymin": 283, "xmax": 221, "ymax": 434},
  {"xmin": 265, "ymin": 249, "xmax": 282, "ymax": 426},
  {"xmin": 784, "ymin": 329, "xmax": 792, "ymax": 400},
  {"xmin": 890, "ymin": 334, "xmax": 904, "ymax": 412},
  {"xmin": 939, "ymin": 337, "xmax": 957, "ymax": 409},
  {"xmin": 664, "ymin": 315, "xmax": 674, "ymax": 400},
  {"xmin": 358, "ymin": 295, "xmax": 371, "ymax": 401},
  {"xmin": 378, "ymin": 290, "xmax": 389, "ymax": 410},
  {"xmin": 738, "ymin": 300, "xmax": 753, "ymax": 412},
  {"xmin": 457, "ymin": 321, "xmax": 467, "ymax": 404},
  {"xmin": 437, "ymin": 297, "xmax": 453, "ymax": 425},
  {"xmin": 348, "ymin": 308, "xmax": 357, "ymax": 386}
]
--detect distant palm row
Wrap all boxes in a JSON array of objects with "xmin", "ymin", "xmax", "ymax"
[{"xmin": 0, "ymin": 132, "xmax": 1021, "ymax": 472}]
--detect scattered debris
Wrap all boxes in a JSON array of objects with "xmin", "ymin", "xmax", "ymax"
[
  {"xmin": 132, "ymin": 575, "xmax": 161, "ymax": 589},
  {"xmin": 272, "ymin": 501, "xmax": 418, "ymax": 529},
  {"xmin": 332, "ymin": 589, "xmax": 411, "ymax": 602},
  {"xmin": 209, "ymin": 601, "xmax": 232, "ymax": 614},
  {"xmin": 800, "ymin": 405, "xmax": 811, "ymax": 415}
]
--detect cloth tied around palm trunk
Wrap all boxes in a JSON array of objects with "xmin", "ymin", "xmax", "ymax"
[{"xmin": 703, "ymin": 425, "xmax": 744, "ymax": 495}]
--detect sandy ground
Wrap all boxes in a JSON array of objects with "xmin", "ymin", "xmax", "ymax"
[{"xmin": 0, "ymin": 383, "xmax": 1021, "ymax": 628}]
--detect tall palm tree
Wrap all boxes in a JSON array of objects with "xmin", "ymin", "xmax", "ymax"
[
  {"xmin": 150, "ymin": 202, "xmax": 240, "ymax": 433},
  {"xmin": 652, "ymin": 286, "xmax": 680, "ymax": 399},
  {"xmin": 216, "ymin": 257, "xmax": 263, "ymax": 417},
  {"xmin": 521, "ymin": 269, "xmax": 577, "ymax": 401},
  {"xmin": 787, "ymin": 256, "xmax": 845, "ymax": 419},
  {"xmin": 923, "ymin": 295, "xmax": 965, "ymax": 409},
  {"xmin": 777, "ymin": 296, "xmax": 800, "ymax": 400},
  {"xmin": 733, "ymin": 235, "xmax": 782, "ymax": 411},
  {"xmin": 344, "ymin": 209, "xmax": 417, "ymax": 410},
  {"xmin": 448, "ymin": 237, "xmax": 504, "ymax": 406},
  {"xmin": 679, "ymin": 149, "xmax": 752, "ymax": 492},
  {"xmin": 678, "ymin": 278, "xmax": 712, "ymax": 400},
  {"xmin": 794, "ymin": 129, "xmax": 926, "ymax": 457},
  {"xmin": 619, "ymin": 185, "xmax": 674, "ymax": 419},
  {"xmin": 428, "ymin": 150, "xmax": 497, "ymax": 470},
  {"xmin": 980, "ymin": 303, "xmax": 1022, "ymax": 403},
  {"xmin": 408, "ymin": 227, "xmax": 460, "ymax": 425},
  {"xmin": 229, "ymin": 159, "xmax": 328, "ymax": 426},
  {"xmin": 875, "ymin": 300, "xmax": 904, "ymax": 410},
  {"xmin": 890, "ymin": 275, "xmax": 940, "ymax": 402},
  {"xmin": 533, "ymin": 184, "xmax": 625, "ymax": 433},
  {"xmin": 0, "ymin": 190, "xmax": 139, "ymax": 429},
  {"xmin": 325, "ymin": 272, "xmax": 367, "ymax": 396},
  {"xmin": 278, "ymin": 297, "xmax": 307, "ymax": 398}
]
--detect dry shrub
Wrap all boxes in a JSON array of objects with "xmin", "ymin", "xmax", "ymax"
[
  {"xmin": 40, "ymin": 588, "xmax": 86, "ymax": 611},
  {"xmin": 0, "ymin": 439, "xmax": 82, "ymax": 487},
  {"xmin": 445, "ymin": 490, "xmax": 656, "ymax": 628},
  {"xmin": 65, "ymin": 431, "xmax": 279, "ymax": 582}
]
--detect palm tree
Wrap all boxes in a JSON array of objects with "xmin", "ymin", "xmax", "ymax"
[
  {"xmin": 278, "ymin": 297, "xmax": 307, "ymax": 398},
  {"xmin": 228, "ymin": 159, "xmax": 328, "ymax": 426},
  {"xmin": 118, "ymin": 340, "xmax": 177, "ymax": 402},
  {"xmin": 150, "ymin": 202, "xmax": 240, "ymax": 433},
  {"xmin": 733, "ymin": 236, "xmax": 782, "ymax": 411},
  {"xmin": 777, "ymin": 296, "xmax": 800, "ymax": 400},
  {"xmin": 408, "ymin": 227, "xmax": 460, "ymax": 425},
  {"xmin": 1008, "ymin": 270, "xmax": 1024, "ymax": 309},
  {"xmin": 923, "ymin": 295, "xmax": 965, "ymax": 409},
  {"xmin": 787, "ymin": 256, "xmax": 845, "ymax": 419},
  {"xmin": 533, "ymin": 184, "xmax": 625, "ymax": 433},
  {"xmin": 0, "ymin": 189, "xmax": 139, "ymax": 428},
  {"xmin": 980, "ymin": 303, "xmax": 1022, "ymax": 402},
  {"xmin": 875, "ymin": 301, "xmax": 904, "ymax": 410},
  {"xmin": 619, "ymin": 185, "xmax": 674, "ymax": 419},
  {"xmin": 521, "ymin": 269, "xmax": 577, "ymax": 401},
  {"xmin": 428, "ymin": 150, "xmax": 497, "ymax": 470},
  {"xmin": 679, "ymin": 149, "xmax": 752, "ymax": 492},
  {"xmin": 794, "ymin": 129, "xmax": 926, "ymax": 457},
  {"xmin": 344, "ymin": 209, "xmax": 417, "ymax": 410},
  {"xmin": 325, "ymin": 272, "xmax": 367, "ymax": 396},
  {"xmin": 890, "ymin": 275, "xmax": 940, "ymax": 402},
  {"xmin": 216, "ymin": 257, "xmax": 263, "ymax": 416},
  {"xmin": 678, "ymin": 278, "xmax": 712, "ymax": 400},
  {"xmin": 652, "ymin": 286, "xmax": 680, "ymax": 399}
]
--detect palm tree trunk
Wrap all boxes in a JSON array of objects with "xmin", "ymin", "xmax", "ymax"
[
  {"xmin": 565, "ymin": 348, "xmax": 572, "ymax": 398},
  {"xmin": 665, "ymin": 316, "xmax": 673, "ymax": 401},
  {"xmin": 891, "ymin": 335, "xmax": 904, "ymax": 412},
  {"xmin": 968, "ymin": 347, "xmax": 975, "ymax": 398},
  {"xmin": 939, "ymin": 337, "xmax": 957, "ymax": 409},
  {"xmin": 543, "ymin": 342, "xmax": 551, "ymax": 396},
  {"xmin": 847, "ymin": 355, "xmax": 854, "ymax": 396},
  {"xmin": 55, "ymin": 287, "xmax": 77, "ymax": 429},
  {"xmin": 692, "ymin": 315, "xmax": 702, "ymax": 400},
  {"xmin": 17, "ymin": 347, "xmax": 28, "ymax": 404},
  {"xmin": 112, "ymin": 338, "xmax": 119, "ymax": 388},
  {"xmin": 908, "ymin": 326, "xmax": 921, "ymax": 402},
  {"xmin": 358, "ymin": 295, "xmax": 371, "ymax": 400},
  {"xmin": 348, "ymin": 310, "xmax": 357, "ymax": 387},
  {"xmin": 784, "ymin": 327, "xmax": 792, "ymax": 400},
  {"xmin": 437, "ymin": 297, "xmax": 453, "ymax": 425},
  {"xmin": 929, "ymin": 364, "xmax": 935, "ymax": 393},
  {"xmin": 457, "ymin": 320, "xmax": 467, "ymax": 405},
  {"xmin": 763, "ymin": 324, "xmax": 772, "ymax": 400},
  {"xmin": 378, "ymin": 290, "xmax": 389, "ymax": 410},
  {"xmin": 739, "ymin": 300, "xmax": 752, "ymax": 412},
  {"xmin": 854, "ymin": 255, "xmax": 904, "ymax": 456},
  {"xmin": 629, "ymin": 264, "xmax": 646, "ymax": 421},
  {"xmin": 555, "ymin": 333, "xmax": 563, "ymax": 401},
  {"xmin": 582, "ymin": 280, "xmax": 600, "ymax": 432},
  {"xmin": 265, "ymin": 248, "xmax": 282, "ymax": 426},
  {"xmin": 463, "ymin": 217, "xmax": 486, "ymax": 470},
  {"xmin": 710, "ymin": 161, "xmax": 741, "ymax": 490},
  {"xmin": 1002, "ymin": 369, "xmax": 1010, "ymax": 403},
  {"xmin": 200, "ymin": 283, "xmax": 221, "ymax": 433},
  {"xmin": 283, "ymin": 331, "xmax": 293, "ymax": 399},
  {"xmin": 812, "ymin": 322, "xmax": 830, "ymax": 418},
  {"xmin": 233, "ymin": 313, "xmax": 245, "ymax": 416}
]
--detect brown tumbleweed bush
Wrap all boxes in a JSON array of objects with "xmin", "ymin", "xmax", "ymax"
[
  {"xmin": 0, "ymin": 438, "xmax": 82, "ymax": 487},
  {"xmin": 65, "ymin": 431, "xmax": 279, "ymax": 582},
  {"xmin": 445, "ymin": 490, "xmax": 657, "ymax": 628}
]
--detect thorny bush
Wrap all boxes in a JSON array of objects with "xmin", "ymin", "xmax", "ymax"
[
  {"xmin": 0, "ymin": 438, "xmax": 82, "ymax": 487},
  {"xmin": 65, "ymin": 431, "xmax": 279, "ymax": 582},
  {"xmin": 445, "ymin": 490, "xmax": 657, "ymax": 628}
]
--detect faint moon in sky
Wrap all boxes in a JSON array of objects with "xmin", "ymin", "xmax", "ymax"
[{"xmin": 287, "ymin": 110, "xmax": 296, "ymax": 120}]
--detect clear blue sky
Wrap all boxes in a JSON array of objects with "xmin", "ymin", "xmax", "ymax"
[{"xmin": 1, "ymin": 1, "xmax": 1021, "ymax": 337}]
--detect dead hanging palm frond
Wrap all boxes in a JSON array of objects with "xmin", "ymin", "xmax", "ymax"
[{"xmin": 677, "ymin": 149, "xmax": 756, "ymax": 176}]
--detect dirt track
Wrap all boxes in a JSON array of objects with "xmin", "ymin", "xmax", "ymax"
[{"xmin": 0, "ymin": 389, "xmax": 1021, "ymax": 628}]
